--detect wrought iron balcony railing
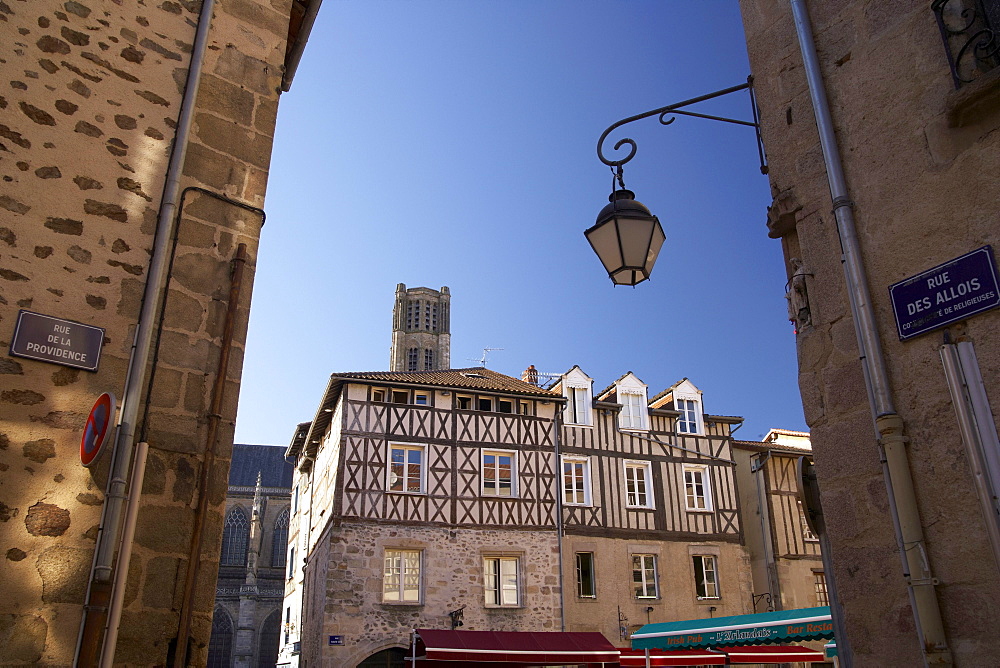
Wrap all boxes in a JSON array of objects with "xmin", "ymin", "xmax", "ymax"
[{"xmin": 933, "ymin": 0, "xmax": 1000, "ymax": 87}]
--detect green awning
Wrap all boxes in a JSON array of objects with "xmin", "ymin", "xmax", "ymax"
[{"xmin": 631, "ymin": 606, "xmax": 833, "ymax": 650}]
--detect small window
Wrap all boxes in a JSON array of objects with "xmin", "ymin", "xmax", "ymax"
[
  {"xmin": 383, "ymin": 549, "xmax": 421, "ymax": 603},
  {"xmin": 457, "ymin": 395, "xmax": 472, "ymax": 410},
  {"xmin": 562, "ymin": 456, "xmax": 591, "ymax": 506},
  {"xmin": 484, "ymin": 556, "xmax": 520, "ymax": 606},
  {"xmin": 619, "ymin": 392, "xmax": 647, "ymax": 430},
  {"xmin": 632, "ymin": 554, "xmax": 658, "ymax": 599},
  {"xmin": 693, "ymin": 555, "xmax": 719, "ymax": 599},
  {"xmin": 424, "ymin": 348, "xmax": 435, "ymax": 370},
  {"xmin": 414, "ymin": 393, "xmax": 429, "ymax": 406},
  {"xmin": 566, "ymin": 386, "xmax": 591, "ymax": 425},
  {"xmin": 799, "ymin": 500, "xmax": 819, "ymax": 541},
  {"xmin": 478, "ymin": 397, "xmax": 493, "ymax": 412},
  {"xmin": 576, "ymin": 552, "xmax": 596, "ymax": 598},
  {"xmin": 372, "ymin": 389, "xmax": 386, "ymax": 402},
  {"xmin": 388, "ymin": 444, "xmax": 425, "ymax": 493},
  {"xmin": 518, "ymin": 401, "xmax": 531, "ymax": 415},
  {"xmin": 497, "ymin": 399, "xmax": 513, "ymax": 413},
  {"xmin": 683, "ymin": 465, "xmax": 712, "ymax": 511},
  {"xmin": 814, "ymin": 571, "xmax": 829, "ymax": 606},
  {"xmin": 287, "ymin": 545, "xmax": 295, "ymax": 579},
  {"xmin": 391, "ymin": 390, "xmax": 409, "ymax": 404},
  {"xmin": 624, "ymin": 461, "xmax": 653, "ymax": 509},
  {"xmin": 676, "ymin": 398, "xmax": 701, "ymax": 434},
  {"xmin": 407, "ymin": 347, "xmax": 418, "ymax": 371},
  {"xmin": 483, "ymin": 450, "xmax": 516, "ymax": 497}
]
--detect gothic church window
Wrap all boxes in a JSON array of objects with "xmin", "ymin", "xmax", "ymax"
[
  {"xmin": 221, "ymin": 507, "xmax": 249, "ymax": 566},
  {"xmin": 206, "ymin": 608, "xmax": 233, "ymax": 668},
  {"xmin": 272, "ymin": 508, "xmax": 289, "ymax": 568}
]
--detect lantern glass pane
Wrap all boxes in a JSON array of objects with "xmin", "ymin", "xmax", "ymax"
[
  {"xmin": 585, "ymin": 219, "xmax": 623, "ymax": 274},
  {"xmin": 618, "ymin": 216, "xmax": 654, "ymax": 269},
  {"xmin": 646, "ymin": 220, "xmax": 665, "ymax": 268}
]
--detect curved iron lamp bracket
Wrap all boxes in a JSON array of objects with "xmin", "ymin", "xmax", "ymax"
[{"xmin": 597, "ymin": 75, "xmax": 768, "ymax": 177}]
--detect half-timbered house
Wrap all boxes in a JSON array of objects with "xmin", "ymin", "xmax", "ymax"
[
  {"xmin": 281, "ymin": 368, "xmax": 565, "ymax": 666},
  {"xmin": 552, "ymin": 371, "xmax": 754, "ymax": 643},
  {"xmin": 732, "ymin": 430, "xmax": 825, "ymax": 613}
]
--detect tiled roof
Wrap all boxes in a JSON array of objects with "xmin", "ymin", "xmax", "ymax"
[
  {"xmin": 328, "ymin": 367, "xmax": 561, "ymax": 397},
  {"xmin": 229, "ymin": 443, "xmax": 294, "ymax": 488},
  {"xmin": 732, "ymin": 439, "xmax": 813, "ymax": 454}
]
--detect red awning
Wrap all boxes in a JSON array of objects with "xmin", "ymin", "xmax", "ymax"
[
  {"xmin": 719, "ymin": 645, "xmax": 826, "ymax": 663},
  {"xmin": 618, "ymin": 648, "xmax": 725, "ymax": 666},
  {"xmin": 415, "ymin": 629, "xmax": 620, "ymax": 664}
]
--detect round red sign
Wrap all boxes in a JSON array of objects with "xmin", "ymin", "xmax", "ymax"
[{"xmin": 81, "ymin": 392, "xmax": 116, "ymax": 467}]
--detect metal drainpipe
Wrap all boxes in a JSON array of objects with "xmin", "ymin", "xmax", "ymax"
[
  {"xmin": 173, "ymin": 242, "xmax": 251, "ymax": 668},
  {"xmin": 74, "ymin": 1, "xmax": 216, "ymax": 664},
  {"xmin": 788, "ymin": 1, "xmax": 951, "ymax": 664},
  {"xmin": 553, "ymin": 406, "xmax": 566, "ymax": 633}
]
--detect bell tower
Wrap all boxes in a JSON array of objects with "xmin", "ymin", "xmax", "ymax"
[{"xmin": 390, "ymin": 284, "xmax": 451, "ymax": 371}]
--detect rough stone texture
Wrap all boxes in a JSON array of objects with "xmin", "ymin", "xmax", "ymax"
[
  {"xmin": 0, "ymin": 0, "xmax": 296, "ymax": 663},
  {"xmin": 739, "ymin": 0, "xmax": 1000, "ymax": 664}
]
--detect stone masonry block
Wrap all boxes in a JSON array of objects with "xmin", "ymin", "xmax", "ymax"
[
  {"xmin": 214, "ymin": 44, "xmax": 277, "ymax": 96},
  {"xmin": 193, "ymin": 113, "xmax": 274, "ymax": 170},
  {"xmin": 198, "ymin": 74, "xmax": 256, "ymax": 126},
  {"xmin": 0, "ymin": 614, "xmax": 47, "ymax": 664},
  {"xmin": 134, "ymin": 504, "xmax": 194, "ymax": 553},
  {"xmin": 37, "ymin": 545, "xmax": 90, "ymax": 603}
]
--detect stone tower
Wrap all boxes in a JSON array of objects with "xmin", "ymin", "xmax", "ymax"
[{"xmin": 390, "ymin": 284, "xmax": 451, "ymax": 371}]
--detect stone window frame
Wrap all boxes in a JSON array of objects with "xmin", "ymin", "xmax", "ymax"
[
  {"xmin": 383, "ymin": 548, "xmax": 423, "ymax": 604},
  {"xmin": 576, "ymin": 551, "xmax": 597, "ymax": 598},
  {"xmin": 692, "ymin": 554, "xmax": 720, "ymax": 600},
  {"xmin": 631, "ymin": 553, "xmax": 659, "ymax": 599},
  {"xmin": 483, "ymin": 554, "xmax": 522, "ymax": 607}
]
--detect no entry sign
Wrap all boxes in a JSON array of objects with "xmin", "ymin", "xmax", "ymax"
[{"xmin": 81, "ymin": 392, "xmax": 116, "ymax": 467}]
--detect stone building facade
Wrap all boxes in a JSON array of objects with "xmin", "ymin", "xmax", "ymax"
[
  {"xmin": 739, "ymin": 0, "xmax": 1000, "ymax": 664},
  {"xmin": 389, "ymin": 284, "xmax": 451, "ymax": 372},
  {"xmin": 209, "ymin": 444, "xmax": 293, "ymax": 668},
  {"xmin": 0, "ymin": 0, "xmax": 318, "ymax": 664}
]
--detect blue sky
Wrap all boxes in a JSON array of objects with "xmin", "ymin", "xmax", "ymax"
[{"xmin": 234, "ymin": 0, "xmax": 807, "ymax": 446}]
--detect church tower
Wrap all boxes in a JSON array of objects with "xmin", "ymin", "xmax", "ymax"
[{"xmin": 390, "ymin": 284, "xmax": 451, "ymax": 371}]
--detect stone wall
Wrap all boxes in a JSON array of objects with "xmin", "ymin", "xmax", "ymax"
[
  {"xmin": 739, "ymin": 0, "xmax": 1000, "ymax": 663},
  {"xmin": 0, "ymin": 0, "xmax": 297, "ymax": 664},
  {"xmin": 306, "ymin": 521, "xmax": 561, "ymax": 667}
]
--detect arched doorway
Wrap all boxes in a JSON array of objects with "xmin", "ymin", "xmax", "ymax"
[{"xmin": 357, "ymin": 647, "xmax": 408, "ymax": 668}]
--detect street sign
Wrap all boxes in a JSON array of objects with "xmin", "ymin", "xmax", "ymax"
[
  {"xmin": 9, "ymin": 310, "xmax": 105, "ymax": 371},
  {"xmin": 889, "ymin": 246, "xmax": 1000, "ymax": 341},
  {"xmin": 328, "ymin": 635, "xmax": 344, "ymax": 646},
  {"xmin": 81, "ymin": 392, "xmax": 116, "ymax": 467}
]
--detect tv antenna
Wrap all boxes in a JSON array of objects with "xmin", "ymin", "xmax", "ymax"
[{"xmin": 470, "ymin": 347, "xmax": 503, "ymax": 367}]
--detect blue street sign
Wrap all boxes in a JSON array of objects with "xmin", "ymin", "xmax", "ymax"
[
  {"xmin": 329, "ymin": 635, "xmax": 344, "ymax": 646},
  {"xmin": 889, "ymin": 246, "xmax": 999, "ymax": 341}
]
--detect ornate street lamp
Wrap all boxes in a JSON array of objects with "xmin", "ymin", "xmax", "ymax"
[{"xmin": 589, "ymin": 77, "xmax": 767, "ymax": 286}]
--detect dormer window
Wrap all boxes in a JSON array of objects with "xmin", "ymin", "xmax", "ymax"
[
  {"xmin": 676, "ymin": 398, "xmax": 699, "ymax": 433},
  {"xmin": 614, "ymin": 373, "xmax": 649, "ymax": 431},
  {"xmin": 560, "ymin": 367, "xmax": 594, "ymax": 426}
]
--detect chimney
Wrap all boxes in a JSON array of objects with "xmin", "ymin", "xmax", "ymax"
[{"xmin": 522, "ymin": 364, "xmax": 539, "ymax": 386}]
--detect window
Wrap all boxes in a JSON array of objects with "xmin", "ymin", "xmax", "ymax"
[
  {"xmin": 388, "ymin": 444, "xmax": 425, "ymax": 493},
  {"xmin": 562, "ymin": 456, "xmax": 591, "ymax": 505},
  {"xmin": 287, "ymin": 545, "xmax": 295, "ymax": 579},
  {"xmin": 207, "ymin": 608, "xmax": 233, "ymax": 668},
  {"xmin": 414, "ymin": 393, "xmax": 429, "ymax": 406},
  {"xmin": 566, "ymin": 386, "xmax": 591, "ymax": 425},
  {"xmin": 799, "ymin": 501, "xmax": 818, "ymax": 541},
  {"xmin": 391, "ymin": 390, "xmax": 409, "ymax": 404},
  {"xmin": 424, "ymin": 348, "xmax": 435, "ymax": 369},
  {"xmin": 632, "ymin": 554, "xmax": 658, "ymax": 599},
  {"xmin": 407, "ymin": 347, "xmax": 418, "ymax": 371},
  {"xmin": 676, "ymin": 398, "xmax": 700, "ymax": 434},
  {"xmin": 814, "ymin": 571, "xmax": 829, "ymax": 606},
  {"xmin": 372, "ymin": 389, "xmax": 386, "ymax": 402},
  {"xmin": 619, "ymin": 392, "xmax": 647, "ymax": 430},
  {"xmin": 693, "ymin": 555, "xmax": 719, "ymax": 599},
  {"xmin": 497, "ymin": 399, "xmax": 513, "ymax": 413},
  {"xmin": 484, "ymin": 556, "xmax": 520, "ymax": 606},
  {"xmin": 272, "ymin": 509, "xmax": 289, "ymax": 568},
  {"xmin": 683, "ymin": 465, "xmax": 712, "ymax": 511},
  {"xmin": 292, "ymin": 483, "xmax": 299, "ymax": 512},
  {"xmin": 482, "ymin": 450, "xmax": 516, "ymax": 497},
  {"xmin": 457, "ymin": 395, "xmax": 472, "ymax": 410},
  {"xmin": 221, "ymin": 507, "xmax": 249, "ymax": 566},
  {"xmin": 624, "ymin": 461, "xmax": 653, "ymax": 508},
  {"xmin": 519, "ymin": 400, "xmax": 531, "ymax": 415},
  {"xmin": 478, "ymin": 397, "xmax": 493, "ymax": 411},
  {"xmin": 284, "ymin": 606, "xmax": 290, "ymax": 644},
  {"xmin": 383, "ymin": 549, "xmax": 421, "ymax": 602},
  {"xmin": 576, "ymin": 552, "xmax": 596, "ymax": 598}
]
